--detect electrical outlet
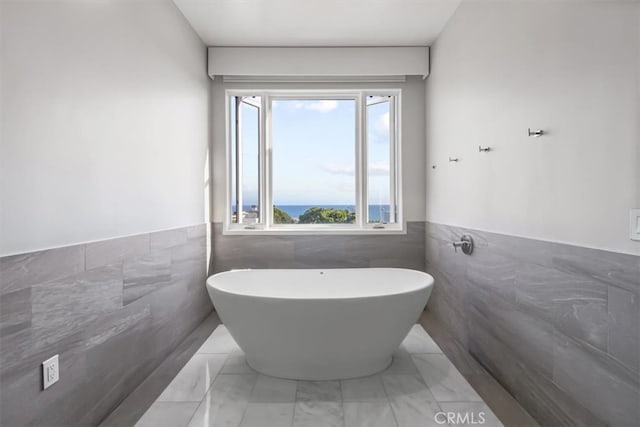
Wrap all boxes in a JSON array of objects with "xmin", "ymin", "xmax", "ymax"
[
  {"xmin": 42, "ymin": 355, "xmax": 59, "ymax": 390},
  {"xmin": 631, "ymin": 209, "xmax": 640, "ymax": 241}
]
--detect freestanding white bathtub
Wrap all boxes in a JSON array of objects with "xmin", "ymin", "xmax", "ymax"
[{"xmin": 206, "ymin": 268, "xmax": 434, "ymax": 380}]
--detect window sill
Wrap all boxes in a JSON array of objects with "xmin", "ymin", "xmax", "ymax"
[{"xmin": 222, "ymin": 225, "xmax": 406, "ymax": 236}]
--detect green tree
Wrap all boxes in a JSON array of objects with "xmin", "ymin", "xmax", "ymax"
[
  {"xmin": 298, "ymin": 207, "xmax": 355, "ymax": 224},
  {"xmin": 273, "ymin": 206, "xmax": 294, "ymax": 224}
]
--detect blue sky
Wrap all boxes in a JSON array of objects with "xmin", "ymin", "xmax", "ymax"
[{"xmin": 237, "ymin": 97, "xmax": 390, "ymax": 206}]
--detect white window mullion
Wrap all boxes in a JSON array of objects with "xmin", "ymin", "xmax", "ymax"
[
  {"xmin": 235, "ymin": 97, "xmax": 243, "ymax": 224},
  {"xmin": 356, "ymin": 93, "xmax": 367, "ymax": 228},
  {"xmin": 389, "ymin": 96, "xmax": 397, "ymax": 224},
  {"xmin": 260, "ymin": 94, "xmax": 270, "ymax": 227}
]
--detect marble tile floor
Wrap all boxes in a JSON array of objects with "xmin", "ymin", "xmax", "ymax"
[
  {"xmin": 131, "ymin": 323, "xmax": 506, "ymax": 427},
  {"xmin": 100, "ymin": 313, "xmax": 223, "ymax": 427},
  {"xmin": 419, "ymin": 310, "xmax": 539, "ymax": 427}
]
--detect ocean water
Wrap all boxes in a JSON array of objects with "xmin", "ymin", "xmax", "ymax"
[{"xmin": 235, "ymin": 204, "xmax": 391, "ymax": 222}]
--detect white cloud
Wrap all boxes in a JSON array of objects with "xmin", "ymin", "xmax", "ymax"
[
  {"xmin": 322, "ymin": 163, "xmax": 355, "ymax": 175},
  {"xmin": 374, "ymin": 111, "xmax": 390, "ymax": 135},
  {"xmin": 369, "ymin": 161, "xmax": 389, "ymax": 176},
  {"xmin": 293, "ymin": 100, "xmax": 338, "ymax": 113},
  {"xmin": 322, "ymin": 161, "xmax": 389, "ymax": 176}
]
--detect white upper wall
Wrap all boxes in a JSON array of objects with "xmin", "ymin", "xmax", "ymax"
[
  {"xmin": 0, "ymin": 0, "xmax": 210, "ymax": 256},
  {"xmin": 173, "ymin": 0, "xmax": 461, "ymax": 46},
  {"xmin": 426, "ymin": 0, "xmax": 640, "ymax": 254}
]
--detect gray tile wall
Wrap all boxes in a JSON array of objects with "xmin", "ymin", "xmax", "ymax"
[
  {"xmin": 210, "ymin": 222, "xmax": 426, "ymax": 273},
  {"xmin": 424, "ymin": 221, "xmax": 640, "ymax": 427},
  {"xmin": 0, "ymin": 224, "xmax": 213, "ymax": 427}
]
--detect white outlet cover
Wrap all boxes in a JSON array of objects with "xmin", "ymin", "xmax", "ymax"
[
  {"xmin": 631, "ymin": 209, "xmax": 640, "ymax": 241},
  {"xmin": 42, "ymin": 354, "xmax": 59, "ymax": 390}
]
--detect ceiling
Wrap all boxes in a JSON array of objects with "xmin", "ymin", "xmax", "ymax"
[{"xmin": 172, "ymin": 0, "xmax": 463, "ymax": 47}]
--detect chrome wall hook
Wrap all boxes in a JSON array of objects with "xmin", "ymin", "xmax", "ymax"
[
  {"xmin": 528, "ymin": 128, "xmax": 544, "ymax": 137},
  {"xmin": 478, "ymin": 146, "xmax": 491, "ymax": 152},
  {"xmin": 448, "ymin": 157, "xmax": 459, "ymax": 162}
]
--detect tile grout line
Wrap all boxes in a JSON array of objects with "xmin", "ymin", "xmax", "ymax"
[
  {"xmin": 184, "ymin": 392, "xmax": 204, "ymax": 427},
  {"xmin": 410, "ymin": 352, "xmax": 481, "ymax": 410},
  {"xmin": 288, "ymin": 389, "xmax": 297, "ymax": 427},
  {"xmin": 408, "ymin": 328, "xmax": 459, "ymax": 422},
  {"xmin": 165, "ymin": 333, "xmax": 234, "ymax": 427},
  {"xmin": 380, "ymin": 364, "xmax": 402, "ymax": 427},
  {"xmin": 292, "ymin": 386, "xmax": 301, "ymax": 426},
  {"xmin": 339, "ymin": 379, "xmax": 345, "ymax": 427},
  {"xmin": 236, "ymin": 372, "xmax": 260, "ymax": 427},
  {"xmin": 189, "ymin": 345, "xmax": 235, "ymax": 426}
]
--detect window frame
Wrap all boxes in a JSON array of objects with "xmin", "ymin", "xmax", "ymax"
[{"xmin": 224, "ymin": 88, "xmax": 403, "ymax": 235}]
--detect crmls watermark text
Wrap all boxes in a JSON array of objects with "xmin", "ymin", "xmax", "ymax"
[{"xmin": 435, "ymin": 411, "xmax": 486, "ymax": 425}]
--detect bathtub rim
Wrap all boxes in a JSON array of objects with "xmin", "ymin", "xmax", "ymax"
[{"xmin": 206, "ymin": 267, "xmax": 434, "ymax": 301}]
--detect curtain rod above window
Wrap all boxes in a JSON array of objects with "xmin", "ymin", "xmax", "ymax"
[{"xmin": 208, "ymin": 47, "xmax": 429, "ymax": 81}]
